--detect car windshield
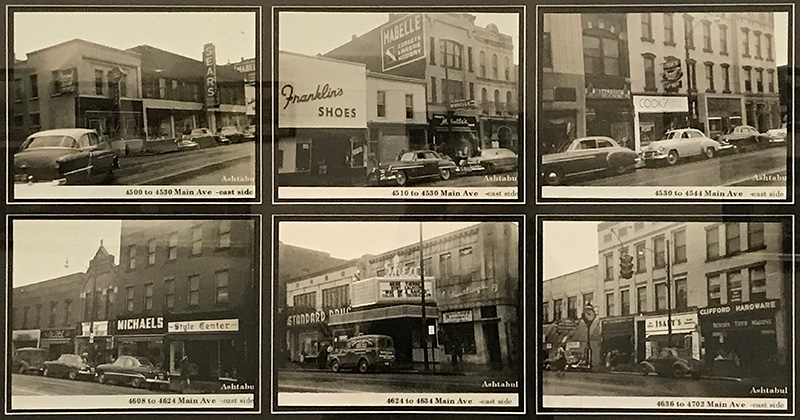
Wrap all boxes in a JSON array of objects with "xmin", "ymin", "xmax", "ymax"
[
  {"xmin": 24, "ymin": 135, "xmax": 72, "ymax": 149},
  {"xmin": 554, "ymin": 142, "xmax": 573, "ymax": 153},
  {"xmin": 135, "ymin": 357, "xmax": 154, "ymax": 367},
  {"xmin": 61, "ymin": 354, "xmax": 81, "ymax": 363},
  {"xmin": 399, "ymin": 152, "xmax": 415, "ymax": 162}
]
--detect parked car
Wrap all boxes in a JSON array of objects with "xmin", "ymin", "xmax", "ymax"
[
  {"xmin": 766, "ymin": 122, "xmax": 788, "ymax": 145},
  {"xmin": 243, "ymin": 125, "xmax": 257, "ymax": 141},
  {"xmin": 13, "ymin": 128, "xmax": 119, "ymax": 185},
  {"xmin": 718, "ymin": 125, "xmax": 770, "ymax": 151},
  {"xmin": 373, "ymin": 150, "xmax": 458, "ymax": 186},
  {"xmin": 330, "ymin": 334, "xmax": 396, "ymax": 373},
  {"xmin": 12, "ymin": 348, "xmax": 50, "ymax": 375},
  {"xmin": 473, "ymin": 148, "xmax": 518, "ymax": 173},
  {"xmin": 218, "ymin": 126, "xmax": 245, "ymax": 143},
  {"xmin": 541, "ymin": 136, "xmax": 638, "ymax": 185},
  {"xmin": 175, "ymin": 138, "xmax": 200, "ymax": 151},
  {"xmin": 640, "ymin": 347, "xmax": 704, "ymax": 379},
  {"xmin": 185, "ymin": 127, "xmax": 227, "ymax": 146},
  {"xmin": 43, "ymin": 354, "xmax": 94, "ymax": 380},
  {"xmin": 95, "ymin": 356, "xmax": 169, "ymax": 389},
  {"xmin": 641, "ymin": 128, "xmax": 730, "ymax": 166}
]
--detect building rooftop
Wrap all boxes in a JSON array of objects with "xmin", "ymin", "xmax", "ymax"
[{"xmin": 128, "ymin": 44, "xmax": 244, "ymax": 82}]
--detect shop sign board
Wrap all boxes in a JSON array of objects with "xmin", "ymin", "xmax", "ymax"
[
  {"xmin": 556, "ymin": 318, "xmax": 579, "ymax": 335},
  {"xmin": 585, "ymin": 86, "xmax": 630, "ymax": 100},
  {"xmin": 661, "ymin": 58, "xmax": 683, "ymax": 93},
  {"xmin": 57, "ymin": 68, "xmax": 78, "ymax": 93},
  {"xmin": 80, "ymin": 321, "xmax": 109, "ymax": 337},
  {"xmin": 442, "ymin": 309, "xmax": 473, "ymax": 324},
  {"xmin": 287, "ymin": 306, "xmax": 352, "ymax": 327},
  {"xmin": 169, "ymin": 319, "xmax": 239, "ymax": 333},
  {"xmin": 380, "ymin": 13, "xmax": 425, "ymax": 72},
  {"xmin": 114, "ymin": 316, "xmax": 166, "ymax": 335},
  {"xmin": 431, "ymin": 114, "xmax": 478, "ymax": 129},
  {"xmin": 12, "ymin": 329, "xmax": 41, "ymax": 342},
  {"xmin": 633, "ymin": 95, "xmax": 688, "ymax": 114},
  {"xmin": 351, "ymin": 276, "xmax": 434, "ymax": 307},
  {"xmin": 698, "ymin": 299, "xmax": 780, "ymax": 316},
  {"xmin": 203, "ymin": 43, "xmax": 219, "ymax": 108},
  {"xmin": 450, "ymin": 99, "xmax": 475, "ymax": 109},
  {"xmin": 41, "ymin": 328, "xmax": 75, "ymax": 340},
  {"xmin": 278, "ymin": 52, "xmax": 367, "ymax": 129},
  {"xmin": 645, "ymin": 312, "xmax": 697, "ymax": 335}
]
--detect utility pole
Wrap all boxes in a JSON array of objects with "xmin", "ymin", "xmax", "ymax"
[
  {"xmin": 419, "ymin": 222, "xmax": 429, "ymax": 372},
  {"xmin": 666, "ymin": 238, "xmax": 673, "ymax": 347}
]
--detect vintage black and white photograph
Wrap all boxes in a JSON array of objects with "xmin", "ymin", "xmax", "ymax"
[
  {"xmin": 8, "ymin": 8, "xmax": 258, "ymax": 201},
  {"xmin": 275, "ymin": 9, "xmax": 523, "ymax": 201},
  {"xmin": 538, "ymin": 7, "xmax": 792, "ymax": 201},
  {"xmin": 7, "ymin": 217, "xmax": 259, "ymax": 413},
  {"xmin": 273, "ymin": 220, "xmax": 523, "ymax": 413},
  {"xmin": 539, "ymin": 219, "xmax": 793, "ymax": 414}
]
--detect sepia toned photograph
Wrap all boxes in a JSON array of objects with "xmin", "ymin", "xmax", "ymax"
[
  {"xmin": 8, "ymin": 218, "xmax": 259, "ymax": 413},
  {"xmin": 539, "ymin": 218, "xmax": 793, "ymax": 414},
  {"xmin": 8, "ymin": 8, "xmax": 258, "ymax": 201},
  {"xmin": 273, "ymin": 220, "xmax": 523, "ymax": 413},
  {"xmin": 275, "ymin": 9, "xmax": 523, "ymax": 201},
  {"xmin": 538, "ymin": 7, "xmax": 792, "ymax": 201}
]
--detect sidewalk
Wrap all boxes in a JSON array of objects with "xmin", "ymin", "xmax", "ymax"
[{"xmin": 282, "ymin": 362, "xmax": 514, "ymax": 376}]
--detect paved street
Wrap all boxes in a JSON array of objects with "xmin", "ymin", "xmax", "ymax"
[
  {"xmin": 543, "ymin": 371, "xmax": 789, "ymax": 397},
  {"xmin": 573, "ymin": 147, "xmax": 786, "ymax": 187},
  {"xmin": 11, "ymin": 373, "xmax": 159, "ymax": 396},
  {"xmin": 277, "ymin": 369, "xmax": 520, "ymax": 393},
  {"xmin": 111, "ymin": 142, "xmax": 255, "ymax": 185}
]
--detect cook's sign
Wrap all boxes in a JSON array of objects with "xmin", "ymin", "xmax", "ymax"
[{"xmin": 381, "ymin": 14, "xmax": 425, "ymax": 72}]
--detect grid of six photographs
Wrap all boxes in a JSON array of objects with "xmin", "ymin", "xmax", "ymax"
[{"xmin": 1, "ymin": 0, "xmax": 796, "ymax": 418}]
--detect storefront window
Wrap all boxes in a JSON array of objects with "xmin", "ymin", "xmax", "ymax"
[
  {"xmin": 350, "ymin": 137, "xmax": 365, "ymax": 168},
  {"xmin": 749, "ymin": 266, "xmax": 767, "ymax": 302},
  {"xmin": 727, "ymin": 271, "xmax": 743, "ymax": 303},
  {"xmin": 295, "ymin": 141, "xmax": 311, "ymax": 172},
  {"xmin": 707, "ymin": 274, "xmax": 721, "ymax": 306}
]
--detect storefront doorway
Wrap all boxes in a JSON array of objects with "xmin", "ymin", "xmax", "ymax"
[{"xmin": 482, "ymin": 322, "xmax": 502, "ymax": 369}]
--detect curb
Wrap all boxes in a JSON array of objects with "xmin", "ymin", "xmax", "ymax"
[
  {"xmin": 138, "ymin": 154, "xmax": 253, "ymax": 185},
  {"xmin": 280, "ymin": 367, "xmax": 472, "ymax": 376},
  {"xmin": 608, "ymin": 370, "xmax": 744, "ymax": 382}
]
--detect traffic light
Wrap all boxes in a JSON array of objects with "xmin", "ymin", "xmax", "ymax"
[{"xmin": 619, "ymin": 253, "xmax": 634, "ymax": 279}]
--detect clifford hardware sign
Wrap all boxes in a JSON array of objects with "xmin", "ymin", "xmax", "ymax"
[
  {"xmin": 699, "ymin": 300, "xmax": 780, "ymax": 332},
  {"xmin": 645, "ymin": 313, "xmax": 697, "ymax": 334},
  {"xmin": 380, "ymin": 13, "xmax": 425, "ymax": 72},
  {"xmin": 278, "ymin": 51, "xmax": 367, "ymax": 129},
  {"xmin": 287, "ymin": 307, "xmax": 352, "ymax": 327},
  {"xmin": 633, "ymin": 95, "xmax": 689, "ymax": 114},
  {"xmin": 169, "ymin": 319, "xmax": 239, "ymax": 333},
  {"xmin": 114, "ymin": 316, "xmax": 166, "ymax": 335},
  {"xmin": 203, "ymin": 43, "xmax": 219, "ymax": 108}
]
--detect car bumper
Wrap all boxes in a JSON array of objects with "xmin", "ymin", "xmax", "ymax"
[
  {"xmin": 641, "ymin": 152, "xmax": 668, "ymax": 162},
  {"xmin": 718, "ymin": 144, "xmax": 737, "ymax": 152},
  {"xmin": 14, "ymin": 175, "xmax": 68, "ymax": 185},
  {"xmin": 145, "ymin": 377, "xmax": 170, "ymax": 385}
]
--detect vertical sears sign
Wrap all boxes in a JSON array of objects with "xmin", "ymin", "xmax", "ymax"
[
  {"xmin": 204, "ymin": 43, "xmax": 220, "ymax": 108},
  {"xmin": 278, "ymin": 51, "xmax": 366, "ymax": 129},
  {"xmin": 381, "ymin": 13, "xmax": 425, "ymax": 72}
]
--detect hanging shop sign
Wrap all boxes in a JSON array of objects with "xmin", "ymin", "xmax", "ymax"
[
  {"xmin": 380, "ymin": 13, "xmax": 425, "ymax": 72},
  {"xmin": 442, "ymin": 309, "xmax": 473, "ymax": 324},
  {"xmin": 661, "ymin": 58, "xmax": 683, "ymax": 93},
  {"xmin": 169, "ymin": 319, "xmax": 239, "ymax": 333},
  {"xmin": 57, "ymin": 68, "xmax": 78, "ymax": 93},
  {"xmin": 203, "ymin": 43, "xmax": 220, "ymax": 108}
]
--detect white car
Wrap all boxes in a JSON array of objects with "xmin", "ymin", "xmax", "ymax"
[
  {"xmin": 641, "ymin": 128, "xmax": 731, "ymax": 166},
  {"xmin": 766, "ymin": 123, "xmax": 787, "ymax": 145}
]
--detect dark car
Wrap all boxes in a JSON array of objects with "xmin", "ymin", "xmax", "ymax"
[
  {"xmin": 218, "ymin": 126, "xmax": 245, "ymax": 143},
  {"xmin": 95, "ymin": 356, "xmax": 169, "ymax": 389},
  {"xmin": 14, "ymin": 128, "xmax": 119, "ymax": 185},
  {"xmin": 473, "ymin": 148, "xmax": 518, "ymax": 173},
  {"xmin": 541, "ymin": 136, "xmax": 638, "ymax": 185},
  {"xmin": 12, "ymin": 348, "xmax": 50, "ymax": 375},
  {"xmin": 374, "ymin": 150, "xmax": 458, "ymax": 186},
  {"xmin": 43, "ymin": 353, "xmax": 94, "ymax": 380},
  {"xmin": 717, "ymin": 125, "xmax": 770, "ymax": 152},
  {"xmin": 640, "ymin": 347, "xmax": 704, "ymax": 379},
  {"xmin": 330, "ymin": 334, "xmax": 396, "ymax": 373}
]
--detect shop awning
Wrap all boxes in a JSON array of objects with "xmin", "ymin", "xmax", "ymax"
[{"xmin": 328, "ymin": 305, "xmax": 439, "ymax": 326}]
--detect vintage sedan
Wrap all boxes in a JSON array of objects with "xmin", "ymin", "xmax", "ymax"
[
  {"xmin": 330, "ymin": 334, "xmax": 396, "ymax": 373},
  {"xmin": 640, "ymin": 347, "xmax": 704, "ymax": 379},
  {"xmin": 541, "ymin": 136, "xmax": 638, "ymax": 186},
  {"xmin": 766, "ymin": 123, "xmax": 787, "ymax": 145},
  {"xmin": 218, "ymin": 126, "xmax": 245, "ymax": 143},
  {"xmin": 473, "ymin": 148, "xmax": 518, "ymax": 173},
  {"xmin": 43, "ymin": 354, "xmax": 94, "ymax": 380},
  {"xmin": 12, "ymin": 348, "xmax": 49, "ymax": 375},
  {"xmin": 641, "ymin": 128, "xmax": 729, "ymax": 166},
  {"xmin": 373, "ymin": 150, "xmax": 458, "ymax": 186},
  {"xmin": 96, "ymin": 356, "xmax": 169, "ymax": 389},
  {"xmin": 14, "ymin": 128, "xmax": 119, "ymax": 185},
  {"xmin": 718, "ymin": 125, "xmax": 770, "ymax": 151}
]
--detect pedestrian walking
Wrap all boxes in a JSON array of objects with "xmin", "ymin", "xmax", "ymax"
[{"xmin": 180, "ymin": 354, "xmax": 191, "ymax": 391}]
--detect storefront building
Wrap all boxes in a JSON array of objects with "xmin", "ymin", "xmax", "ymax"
[
  {"xmin": 637, "ymin": 311, "xmax": 700, "ymax": 361},
  {"xmin": 112, "ymin": 315, "xmax": 168, "ymax": 368},
  {"xmin": 166, "ymin": 313, "xmax": 246, "ymax": 381},
  {"xmin": 39, "ymin": 327, "xmax": 76, "ymax": 360},
  {"xmin": 277, "ymin": 51, "xmax": 369, "ymax": 186},
  {"xmin": 226, "ymin": 57, "xmax": 257, "ymax": 125},
  {"xmin": 632, "ymin": 94, "xmax": 690, "ymax": 151},
  {"xmin": 541, "ymin": 265, "xmax": 599, "ymax": 364},
  {"xmin": 600, "ymin": 316, "xmax": 635, "ymax": 366},
  {"xmin": 12, "ymin": 330, "xmax": 41, "ymax": 353},
  {"xmin": 74, "ymin": 320, "xmax": 112, "ymax": 364}
]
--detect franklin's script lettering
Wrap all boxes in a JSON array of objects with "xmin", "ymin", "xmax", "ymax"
[{"xmin": 281, "ymin": 83, "xmax": 344, "ymax": 109}]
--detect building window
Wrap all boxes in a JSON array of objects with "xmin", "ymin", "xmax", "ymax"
[
  {"xmin": 583, "ymin": 292, "xmax": 594, "ymax": 307},
  {"xmin": 706, "ymin": 225, "xmax": 720, "ymax": 259},
  {"xmin": 553, "ymin": 299, "xmax": 562, "ymax": 321},
  {"xmin": 727, "ymin": 270, "xmax": 743, "ymax": 303},
  {"xmin": 704, "ymin": 62, "xmax": 715, "ymax": 92},
  {"xmin": 637, "ymin": 286, "xmax": 647, "ymax": 313},
  {"xmin": 168, "ymin": 232, "xmax": 178, "ymax": 260},
  {"xmin": 144, "ymin": 282, "xmax": 154, "ymax": 310},
  {"xmin": 479, "ymin": 51, "xmax": 486, "ymax": 77},
  {"xmin": 440, "ymin": 40, "xmax": 463, "ymax": 70},
  {"xmin": 707, "ymin": 274, "xmax": 722, "ymax": 306},
  {"xmin": 13, "ymin": 114, "xmax": 23, "ymax": 127},
  {"xmin": 747, "ymin": 222, "xmax": 765, "ymax": 250},
  {"xmin": 493, "ymin": 90, "xmax": 500, "ymax": 115},
  {"xmin": 605, "ymin": 292, "xmax": 615, "ymax": 317},
  {"xmin": 583, "ymin": 33, "xmax": 620, "ymax": 76},
  {"xmin": 429, "ymin": 36, "xmax": 436, "ymax": 65},
  {"xmin": 323, "ymin": 284, "xmax": 349, "ymax": 311},
  {"xmin": 664, "ymin": 13, "xmax": 675, "ymax": 45},
  {"xmin": 635, "ymin": 242, "xmax": 646, "ymax": 273},
  {"xmin": 756, "ymin": 68, "xmax": 763, "ymax": 92},
  {"xmin": 51, "ymin": 70, "xmax": 62, "ymax": 94},
  {"xmin": 405, "ymin": 94, "xmax": 414, "ymax": 119},
  {"xmin": 216, "ymin": 270, "xmax": 229, "ymax": 304},
  {"xmin": 481, "ymin": 88, "xmax": 487, "ymax": 107},
  {"xmin": 683, "ymin": 15, "xmax": 694, "ymax": 49},
  {"xmin": 506, "ymin": 91, "xmax": 513, "ymax": 112},
  {"xmin": 491, "ymin": 54, "xmax": 498, "ymax": 79},
  {"xmin": 673, "ymin": 229, "xmax": 687, "ymax": 263},
  {"xmin": 158, "ymin": 78, "xmax": 166, "ymax": 99},
  {"xmin": 459, "ymin": 247, "xmax": 477, "ymax": 281},
  {"xmin": 754, "ymin": 32, "xmax": 761, "ymax": 59},
  {"xmin": 674, "ymin": 277, "xmax": 688, "ymax": 309},
  {"xmin": 655, "ymin": 283, "xmax": 667, "ymax": 311},
  {"xmin": 126, "ymin": 286, "xmax": 134, "ymax": 312},
  {"xmin": 469, "ymin": 82, "xmax": 475, "ymax": 100},
  {"xmin": 719, "ymin": 25, "xmax": 728, "ymax": 54},
  {"xmin": 542, "ymin": 32, "xmax": 553, "ymax": 68},
  {"xmin": 191, "ymin": 226, "xmax": 202, "ymax": 256},
  {"xmin": 749, "ymin": 266, "xmax": 767, "ymax": 302},
  {"xmin": 643, "ymin": 54, "xmax": 656, "ymax": 91},
  {"xmin": 768, "ymin": 70, "xmax": 775, "ymax": 93},
  {"xmin": 293, "ymin": 291, "xmax": 316, "ymax": 310},
  {"xmin": 164, "ymin": 278, "xmax": 175, "ymax": 311},
  {"xmin": 147, "ymin": 239, "xmax": 156, "ymax": 265},
  {"xmin": 49, "ymin": 302, "xmax": 57, "ymax": 327},
  {"xmin": 188, "ymin": 275, "xmax": 200, "ymax": 306},
  {"xmin": 218, "ymin": 220, "xmax": 231, "ymax": 249},
  {"xmin": 743, "ymin": 66, "xmax": 752, "ymax": 92},
  {"xmin": 702, "ymin": 20, "xmax": 712, "ymax": 52},
  {"xmin": 721, "ymin": 64, "xmax": 730, "ymax": 92},
  {"xmin": 687, "ymin": 60, "xmax": 697, "ymax": 92},
  {"xmin": 765, "ymin": 34, "xmax": 773, "ymax": 60},
  {"xmin": 641, "ymin": 13, "xmax": 653, "ymax": 41},
  {"xmin": 742, "ymin": 28, "xmax": 750, "ymax": 57},
  {"xmin": 120, "ymin": 73, "xmax": 128, "ymax": 97},
  {"xmin": 725, "ymin": 222, "xmax": 740, "ymax": 255},
  {"xmin": 29, "ymin": 113, "xmax": 41, "ymax": 129},
  {"xmin": 128, "ymin": 245, "xmax": 136, "ymax": 270},
  {"xmin": 653, "ymin": 236, "xmax": 666, "ymax": 268},
  {"xmin": 94, "ymin": 70, "xmax": 104, "ymax": 95},
  {"xmin": 567, "ymin": 296, "xmax": 577, "ymax": 319},
  {"xmin": 504, "ymin": 56, "xmax": 510, "ymax": 80},
  {"xmin": 29, "ymin": 74, "xmax": 39, "ymax": 99},
  {"xmin": 620, "ymin": 289, "xmax": 631, "ymax": 316},
  {"xmin": 604, "ymin": 252, "xmax": 614, "ymax": 281},
  {"xmin": 439, "ymin": 253, "xmax": 451, "ymax": 281},
  {"xmin": 430, "ymin": 77, "xmax": 437, "ymax": 103},
  {"xmin": 376, "ymin": 91, "xmax": 386, "ymax": 117},
  {"xmin": 467, "ymin": 46, "xmax": 473, "ymax": 72},
  {"xmin": 14, "ymin": 77, "xmax": 23, "ymax": 101},
  {"xmin": 543, "ymin": 302, "xmax": 550, "ymax": 323}
]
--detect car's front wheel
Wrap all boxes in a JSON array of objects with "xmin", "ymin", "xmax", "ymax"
[
  {"xmin": 43, "ymin": 368, "xmax": 49, "ymax": 377},
  {"xmin": 439, "ymin": 168, "xmax": 451, "ymax": 181},
  {"xmin": 485, "ymin": 163, "xmax": 495, "ymax": 173},
  {"xmin": 358, "ymin": 359, "xmax": 369, "ymax": 373},
  {"xmin": 666, "ymin": 150, "xmax": 679, "ymax": 166},
  {"xmin": 704, "ymin": 147, "xmax": 715, "ymax": 159},
  {"xmin": 672, "ymin": 364, "xmax": 687, "ymax": 379},
  {"xmin": 395, "ymin": 171, "xmax": 408, "ymax": 186},
  {"xmin": 98, "ymin": 373, "xmax": 107, "ymax": 384},
  {"xmin": 331, "ymin": 360, "xmax": 340, "ymax": 373},
  {"xmin": 640, "ymin": 364, "xmax": 650, "ymax": 376},
  {"xmin": 131, "ymin": 377, "xmax": 143, "ymax": 388},
  {"xmin": 68, "ymin": 371, "xmax": 77, "ymax": 380},
  {"xmin": 18, "ymin": 365, "xmax": 27, "ymax": 374}
]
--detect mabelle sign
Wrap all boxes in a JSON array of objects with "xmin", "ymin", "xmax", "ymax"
[{"xmin": 381, "ymin": 13, "xmax": 425, "ymax": 72}]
